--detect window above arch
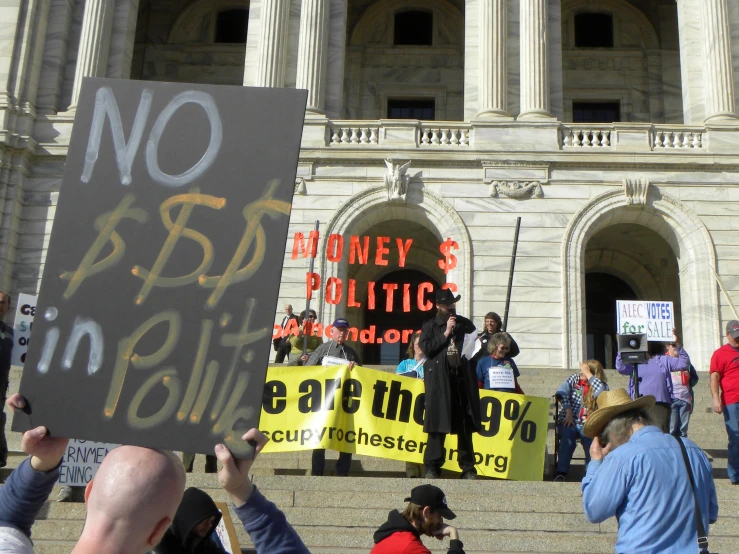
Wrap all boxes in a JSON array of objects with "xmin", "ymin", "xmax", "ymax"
[
  {"xmin": 574, "ymin": 12, "xmax": 614, "ymax": 48},
  {"xmin": 168, "ymin": 0, "xmax": 250, "ymax": 45},
  {"xmin": 215, "ymin": 8, "xmax": 248, "ymax": 43},
  {"xmin": 394, "ymin": 10, "xmax": 433, "ymax": 46},
  {"xmin": 573, "ymin": 101, "xmax": 620, "ymax": 123}
]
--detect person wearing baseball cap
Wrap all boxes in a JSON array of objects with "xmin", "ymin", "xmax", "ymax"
[
  {"xmin": 581, "ymin": 389, "xmax": 717, "ymax": 553},
  {"xmin": 710, "ymin": 319, "xmax": 739, "ymax": 485},
  {"xmin": 305, "ymin": 317, "xmax": 361, "ymax": 477},
  {"xmin": 370, "ymin": 484, "xmax": 465, "ymax": 554}
]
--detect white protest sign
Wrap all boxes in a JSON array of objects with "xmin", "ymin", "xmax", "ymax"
[
  {"xmin": 616, "ymin": 300, "xmax": 675, "ymax": 341},
  {"xmin": 11, "ymin": 294, "xmax": 37, "ymax": 366},
  {"xmin": 488, "ymin": 366, "xmax": 516, "ymax": 389},
  {"xmin": 214, "ymin": 502, "xmax": 241, "ymax": 553},
  {"xmin": 58, "ymin": 439, "xmax": 118, "ymax": 487},
  {"xmin": 322, "ymin": 356, "xmax": 349, "ymax": 367}
]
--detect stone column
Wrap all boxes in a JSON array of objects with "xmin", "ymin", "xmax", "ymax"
[
  {"xmin": 518, "ymin": 0, "xmax": 552, "ymax": 120},
  {"xmin": 700, "ymin": 0, "xmax": 738, "ymax": 121},
  {"xmin": 477, "ymin": 0, "xmax": 508, "ymax": 118},
  {"xmin": 256, "ymin": 0, "xmax": 290, "ymax": 87},
  {"xmin": 71, "ymin": 0, "xmax": 116, "ymax": 106},
  {"xmin": 296, "ymin": 0, "xmax": 329, "ymax": 113}
]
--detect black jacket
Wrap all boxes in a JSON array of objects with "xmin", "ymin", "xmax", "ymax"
[
  {"xmin": 150, "ymin": 488, "xmax": 225, "ymax": 554},
  {"xmin": 273, "ymin": 314, "xmax": 299, "ymax": 349},
  {"xmin": 470, "ymin": 330, "xmax": 520, "ymax": 369},
  {"xmin": 372, "ymin": 509, "xmax": 465, "ymax": 553},
  {"xmin": 419, "ymin": 314, "xmax": 481, "ymax": 434}
]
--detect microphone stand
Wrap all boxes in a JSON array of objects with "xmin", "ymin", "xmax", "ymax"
[{"xmin": 632, "ymin": 363, "xmax": 640, "ymax": 398}]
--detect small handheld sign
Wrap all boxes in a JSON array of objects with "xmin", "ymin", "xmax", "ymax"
[{"xmin": 616, "ymin": 300, "xmax": 675, "ymax": 342}]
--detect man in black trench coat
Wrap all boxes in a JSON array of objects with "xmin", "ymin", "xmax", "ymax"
[{"xmin": 419, "ymin": 289, "xmax": 481, "ymax": 479}]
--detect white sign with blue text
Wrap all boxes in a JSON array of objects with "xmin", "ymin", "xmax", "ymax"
[{"xmin": 616, "ymin": 300, "xmax": 675, "ymax": 341}]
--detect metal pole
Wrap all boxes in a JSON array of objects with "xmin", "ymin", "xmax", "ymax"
[
  {"xmin": 502, "ymin": 217, "xmax": 521, "ymax": 332},
  {"xmin": 303, "ymin": 220, "xmax": 320, "ymax": 357},
  {"xmin": 712, "ymin": 266, "xmax": 739, "ymax": 320},
  {"xmin": 633, "ymin": 364, "xmax": 640, "ymax": 398}
]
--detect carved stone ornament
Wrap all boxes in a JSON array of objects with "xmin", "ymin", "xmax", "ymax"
[
  {"xmin": 294, "ymin": 177, "xmax": 307, "ymax": 195},
  {"xmin": 623, "ymin": 177, "xmax": 649, "ymax": 205},
  {"xmin": 384, "ymin": 159, "xmax": 411, "ymax": 201},
  {"xmin": 489, "ymin": 180, "xmax": 544, "ymax": 199}
]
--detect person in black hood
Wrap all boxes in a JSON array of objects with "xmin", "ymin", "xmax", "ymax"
[
  {"xmin": 370, "ymin": 484, "xmax": 465, "ymax": 554},
  {"xmin": 150, "ymin": 487, "xmax": 226, "ymax": 554}
]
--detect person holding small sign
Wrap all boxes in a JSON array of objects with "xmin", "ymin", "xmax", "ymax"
[
  {"xmin": 305, "ymin": 317, "xmax": 360, "ymax": 476},
  {"xmin": 667, "ymin": 340, "xmax": 699, "ymax": 438},
  {"xmin": 616, "ymin": 328, "xmax": 688, "ymax": 432},
  {"xmin": 0, "ymin": 291, "xmax": 14, "ymax": 469},
  {"xmin": 475, "ymin": 333, "xmax": 524, "ymax": 394}
]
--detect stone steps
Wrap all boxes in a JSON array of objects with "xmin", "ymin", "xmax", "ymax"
[{"xmin": 4, "ymin": 364, "xmax": 736, "ymax": 553}]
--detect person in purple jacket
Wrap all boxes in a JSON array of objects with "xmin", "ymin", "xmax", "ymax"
[
  {"xmin": 616, "ymin": 328, "xmax": 689, "ymax": 433},
  {"xmin": 0, "ymin": 393, "xmax": 309, "ymax": 554}
]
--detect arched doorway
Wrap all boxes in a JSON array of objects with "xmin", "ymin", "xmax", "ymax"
[
  {"xmin": 362, "ymin": 269, "xmax": 441, "ymax": 364},
  {"xmin": 563, "ymin": 184, "xmax": 718, "ymax": 370},
  {"xmin": 584, "ymin": 223, "xmax": 682, "ymax": 368},
  {"xmin": 585, "ymin": 273, "xmax": 636, "ymax": 368}
]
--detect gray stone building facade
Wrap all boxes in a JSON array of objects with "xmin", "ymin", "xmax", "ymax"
[{"xmin": 0, "ymin": 0, "xmax": 737, "ymax": 371}]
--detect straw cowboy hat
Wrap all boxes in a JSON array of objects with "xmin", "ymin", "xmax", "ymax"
[{"xmin": 582, "ymin": 389, "xmax": 656, "ymax": 439}]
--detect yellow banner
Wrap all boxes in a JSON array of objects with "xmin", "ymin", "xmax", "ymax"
[{"xmin": 260, "ymin": 365, "xmax": 548, "ymax": 481}]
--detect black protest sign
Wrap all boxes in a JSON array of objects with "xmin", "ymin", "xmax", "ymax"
[{"xmin": 13, "ymin": 78, "xmax": 307, "ymax": 457}]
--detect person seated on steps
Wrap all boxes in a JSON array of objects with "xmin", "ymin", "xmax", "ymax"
[
  {"xmin": 371, "ymin": 484, "xmax": 465, "ymax": 554},
  {"xmin": 553, "ymin": 360, "xmax": 609, "ymax": 482},
  {"xmin": 149, "ymin": 487, "xmax": 226, "ymax": 554}
]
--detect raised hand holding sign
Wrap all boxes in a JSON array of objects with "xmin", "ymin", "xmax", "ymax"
[{"xmin": 13, "ymin": 79, "xmax": 307, "ymax": 457}]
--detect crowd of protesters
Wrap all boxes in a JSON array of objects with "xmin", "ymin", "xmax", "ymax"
[{"xmin": 1, "ymin": 287, "xmax": 738, "ymax": 554}]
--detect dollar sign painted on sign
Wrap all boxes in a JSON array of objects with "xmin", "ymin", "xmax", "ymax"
[{"xmin": 438, "ymin": 237, "xmax": 458, "ymax": 274}]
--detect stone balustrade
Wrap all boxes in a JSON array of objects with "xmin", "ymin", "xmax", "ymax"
[
  {"xmin": 651, "ymin": 127, "xmax": 703, "ymax": 149},
  {"xmin": 561, "ymin": 127, "xmax": 612, "ymax": 148},
  {"xmin": 329, "ymin": 125, "xmax": 380, "ymax": 145},
  {"xmin": 559, "ymin": 124, "xmax": 707, "ymax": 151},
  {"xmin": 418, "ymin": 126, "xmax": 471, "ymax": 146},
  {"xmin": 327, "ymin": 121, "xmax": 472, "ymax": 147}
]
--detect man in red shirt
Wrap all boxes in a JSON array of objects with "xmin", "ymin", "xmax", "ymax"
[
  {"xmin": 710, "ymin": 319, "xmax": 739, "ymax": 485},
  {"xmin": 371, "ymin": 484, "xmax": 465, "ymax": 554}
]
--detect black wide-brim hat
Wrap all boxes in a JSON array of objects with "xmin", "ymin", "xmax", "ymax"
[{"xmin": 435, "ymin": 288, "xmax": 461, "ymax": 305}]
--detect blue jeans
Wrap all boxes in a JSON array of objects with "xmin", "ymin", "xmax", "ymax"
[
  {"xmin": 669, "ymin": 399, "xmax": 691, "ymax": 437},
  {"xmin": 724, "ymin": 402, "xmax": 739, "ymax": 484},
  {"xmin": 556, "ymin": 424, "xmax": 592, "ymax": 475}
]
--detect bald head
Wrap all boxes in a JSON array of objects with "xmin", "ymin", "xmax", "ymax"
[{"xmin": 77, "ymin": 446, "xmax": 186, "ymax": 554}]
